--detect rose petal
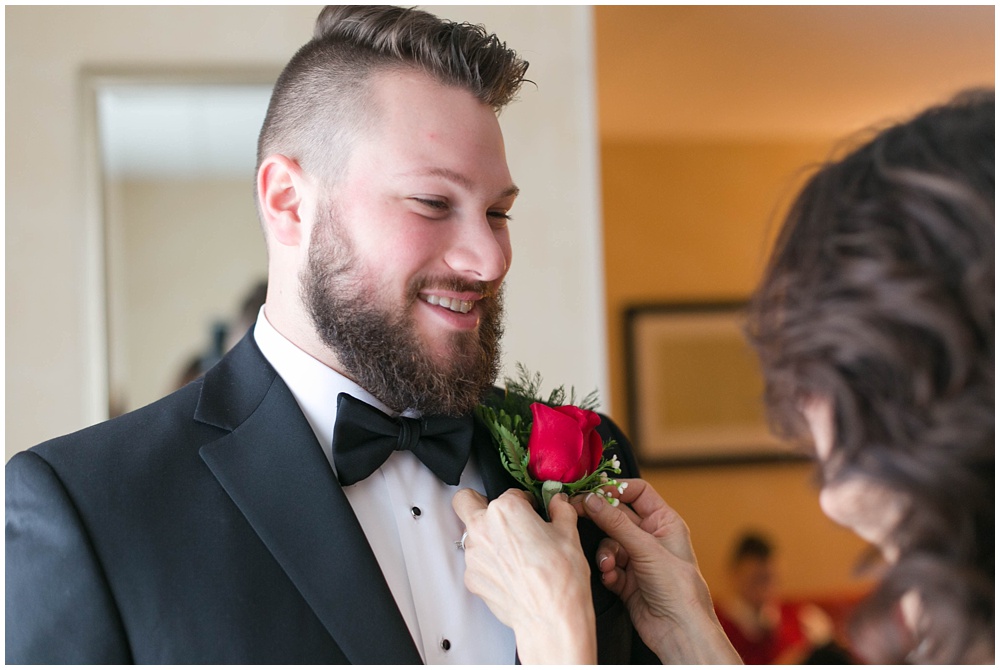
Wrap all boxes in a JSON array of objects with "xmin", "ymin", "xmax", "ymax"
[
  {"xmin": 587, "ymin": 430, "xmax": 604, "ymax": 473},
  {"xmin": 552, "ymin": 405, "xmax": 601, "ymax": 433},
  {"xmin": 527, "ymin": 403, "xmax": 587, "ymax": 482},
  {"xmin": 553, "ymin": 406, "xmax": 604, "ymax": 474}
]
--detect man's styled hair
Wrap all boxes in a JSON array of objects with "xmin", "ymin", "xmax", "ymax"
[
  {"xmin": 256, "ymin": 5, "xmax": 529, "ymax": 184},
  {"xmin": 746, "ymin": 89, "xmax": 994, "ymax": 663}
]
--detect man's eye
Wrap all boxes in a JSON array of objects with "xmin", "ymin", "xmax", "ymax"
[
  {"xmin": 413, "ymin": 197, "xmax": 448, "ymax": 212},
  {"xmin": 487, "ymin": 211, "xmax": 512, "ymax": 223}
]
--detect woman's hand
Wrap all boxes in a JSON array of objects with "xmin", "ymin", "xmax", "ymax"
[
  {"xmin": 452, "ymin": 489, "xmax": 597, "ymax": 664},
  {"xmin": 580, "ymin": 479, "xmax": 742, "ymax": 664}
]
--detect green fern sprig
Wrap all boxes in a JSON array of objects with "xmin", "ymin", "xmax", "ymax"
[{"xmin": 503, "ymin": 362, "xmax": 601, "ymax": 413}]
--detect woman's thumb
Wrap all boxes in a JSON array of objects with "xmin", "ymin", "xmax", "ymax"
[
  {"xmin": 584, "ymin": 493, "xmax": 642, "ymax": 548},
  {"xmin": 548, "ymin": 493, "xmax": 578, "ymax": 526}
]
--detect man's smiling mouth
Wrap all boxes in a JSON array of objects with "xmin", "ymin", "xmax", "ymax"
[{"xmin": 420, "ymin": 293, "xmax": 475, "ymax": 314}]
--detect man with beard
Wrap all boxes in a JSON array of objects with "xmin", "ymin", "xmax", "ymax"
[{"xmin": 6, "ymin": 6, "xmax": 649, "ymax": 664}]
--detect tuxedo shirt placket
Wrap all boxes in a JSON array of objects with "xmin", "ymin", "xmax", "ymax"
[
  {"xmin": 252, "ymin": 309, "xmax": 514, "ymax": 664},
  {"xmin": 380, "ymin": 450, "xmax": 516, "ymax": 664}
]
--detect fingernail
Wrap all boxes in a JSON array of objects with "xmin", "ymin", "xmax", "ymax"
[
  {"xmin": 557, "ymin": 492, "xmax": 569, "ymax": 502},
  {"xmin": 585, "ymin": 493, "xmax": 603, "ymax": 512},
  {"xmin": 598, "ymin": 554, "xmax": 609, "ymax": 569}
]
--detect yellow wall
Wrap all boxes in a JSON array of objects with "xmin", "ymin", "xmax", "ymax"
[
  {"xmin": 595, "ymin": 5, "xmax": 992, "ymax": 603},
  {"xmin": 601, "ymin": 139, "xmax": 875, "ymax": 599},
  {"xmin": 603, "ymin": 140, "xmax": 832, "ymax": 419},
  {"xmin": 645, "ymin": 463, "xmax": 874, "ymax": 601}
]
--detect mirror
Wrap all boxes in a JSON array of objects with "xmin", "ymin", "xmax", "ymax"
[{"xmin": 91, "ymin": 70, "xmax": 278, "ymax": 415}]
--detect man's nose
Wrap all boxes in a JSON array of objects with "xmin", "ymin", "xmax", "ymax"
[{"xmin": 443, "ymin": 217, "xmax": 510, "ymax": 282}]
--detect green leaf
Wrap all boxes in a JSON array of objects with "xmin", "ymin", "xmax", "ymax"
[{"xmin": 496, "ymin": 424, "xmax": 524, "ymax": 470}]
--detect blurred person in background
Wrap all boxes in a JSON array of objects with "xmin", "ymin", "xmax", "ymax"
[
  {"xmin": 173, "ymin": 279, "xmax": 268, "ymax": 390},
  {"xmin": 715, "ymin": 531, "xmax": 851, "ymax": 664}
]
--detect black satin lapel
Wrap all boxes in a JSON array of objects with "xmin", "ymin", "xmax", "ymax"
[
  {"xmin": 194, "ymin": 332, "xmax": 276, "ymax": 432},
  {"xmin": 200, "ymin": 376, "xmax": 421, "ymax": 665}
]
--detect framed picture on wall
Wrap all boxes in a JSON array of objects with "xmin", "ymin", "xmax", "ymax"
[{"xmin": 624, "ymin": 302, "xmax": 805, "ymax": 466}]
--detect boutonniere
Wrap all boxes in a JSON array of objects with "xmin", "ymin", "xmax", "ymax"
[{"xmin": 476, "ymin": 365, "xmax": 626, "ymax": 517}]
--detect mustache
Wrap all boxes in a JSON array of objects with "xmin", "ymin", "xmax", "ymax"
[{"xmin": 408, "ymin": 275, "xmax": 499, "ymax": 300}]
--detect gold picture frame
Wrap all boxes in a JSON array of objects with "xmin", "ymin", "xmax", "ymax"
[{"xmin": 624, "ymin": 303, "xmax": 803, "ymax": 466}]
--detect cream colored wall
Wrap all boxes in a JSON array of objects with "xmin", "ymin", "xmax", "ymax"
[
  {"xmin": 6, "ymin": 6, "xmax": 607, "ymax": 459},
  {"xmin": 6, "ymin": 6, "xmax": 317, "ymax": 458},
  {"xmin": 109, "ymin": 179, "xmax": 265, "ymax": 412}
]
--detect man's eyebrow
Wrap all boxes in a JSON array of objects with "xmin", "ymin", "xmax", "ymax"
[{"xmin": 403, "ymin": 167, "xmax": 519, "ymax": 200}]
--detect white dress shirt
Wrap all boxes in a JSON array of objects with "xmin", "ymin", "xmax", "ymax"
[{"xmin": 253, "ymin": 308, "xmax": 515, "ymax": 664}]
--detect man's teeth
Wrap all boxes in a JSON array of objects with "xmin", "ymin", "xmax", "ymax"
[{"xmin": 423, "ymin": 295, "xmax": 474, "ymax": 314}]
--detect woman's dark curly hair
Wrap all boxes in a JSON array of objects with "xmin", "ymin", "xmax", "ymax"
[{"xmin": 746, "ymin": 89, "xmax": 994, "ymax": 663}]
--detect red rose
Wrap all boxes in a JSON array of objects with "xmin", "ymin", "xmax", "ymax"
[{"xmin": 526, "ymin": 403, "xmax": 604, "ymax": 483}]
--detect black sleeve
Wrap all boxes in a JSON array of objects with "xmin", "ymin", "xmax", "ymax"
[{"xmin": 6, "ymin": 451, "xmax": 132, "ymax": 663}]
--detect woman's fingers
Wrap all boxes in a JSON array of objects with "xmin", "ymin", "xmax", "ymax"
[
  {"xmin": 583, "ymin": 490, "xmax": 650, "ymax": 550},
  {"xmin": 597, "ymin": 537, "xmax": 630, "ymax": 573},
  {"xmin": 595, "ymin": 537, "xmax": 628, "ymax": 593},
  {"xmin": 595, "ymin": 479, "xmax": 697, "ymax": 564},
  {"xmin": 611, "ymin": 478, "xmax": 668, "ymax": 518},
  {"xmin": 547, "ymin": 493, "xmax": 579, "ymax": 531},
  {"xmin": 452, "ymin": 487, "xmax": 488, "ymax": 524},
  {"xmin": 596, "ymin": 537, "xmax": 620, "ymax": 571}
]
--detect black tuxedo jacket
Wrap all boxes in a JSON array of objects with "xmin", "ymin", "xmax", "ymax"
[{"xmin": 6, "ymin": 333, "xmax": 655, "ymax": 663}]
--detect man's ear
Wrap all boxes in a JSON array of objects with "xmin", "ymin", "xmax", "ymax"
[{"xmin": 257, "ymin": 154, "xmax": 310, "ymax": 247}]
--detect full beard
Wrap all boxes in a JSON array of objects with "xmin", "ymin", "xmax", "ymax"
[{"xmin": 301, "ymin": 209, "xmax": 504, "ymax": 417}]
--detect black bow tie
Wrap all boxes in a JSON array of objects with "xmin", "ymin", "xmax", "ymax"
[{"xmin": 331, "ymin": 393, "xmax": 474, "ymax": 486}]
